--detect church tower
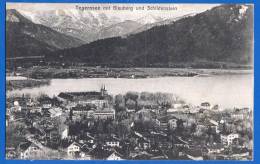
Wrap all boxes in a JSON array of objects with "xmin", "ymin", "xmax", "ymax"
[{"xmin": 100, "ymin": 85, "xmax": 108, "ymax": 97}]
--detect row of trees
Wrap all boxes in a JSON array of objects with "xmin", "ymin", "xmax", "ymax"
[{"xmin": 114, "ymin": 91, "xmax": 182, "ymax": 113}]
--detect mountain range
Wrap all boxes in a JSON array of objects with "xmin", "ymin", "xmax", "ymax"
[
  {"xmin": 18, "ymin": 9, "xmax": 165, "ymax": 43},
  {"xmin": 6, "ymin": 9, "xmax": 84, "ymax": 58},
  {"xmin": 46, "ymin": 4, "xmax": 253, "ymax": 68}
]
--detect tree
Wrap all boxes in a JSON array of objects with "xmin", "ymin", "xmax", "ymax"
[
  {"xmin": 176, "ymin": 119, "xmax": 184, "ymax": 136},
  {"xmin": 69, "ymin": 109, "xmax": 73, "ymax": 120},
  {"xmin": 190, "ymin": 123, "xmax": 197, "ymax": 134},
  {"xmin": 97, "ymin": 121, "xmax": 104, "ymax": 134},
  {"xmin": 115, "ymin": 94, "xmax": 125, "ymax": 112},
  {"xmin": 125, "ymin": 92, "xmax": 139, "ymax": 110}
]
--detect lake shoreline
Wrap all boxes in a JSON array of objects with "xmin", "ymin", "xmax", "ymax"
[
  {"xmin": 8, "ymin": 66, "xmax": 253, "ymax": 80},
  {"xmin": 6, "ymin": 73, "xmax": 253, "ymax": 109}
]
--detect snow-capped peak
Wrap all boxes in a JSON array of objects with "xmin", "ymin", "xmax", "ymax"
[
  {"xmin": 136, "ymin": 14, "xmax": 163, "ymax": 24},
  {"xmin": 17, "ymin": 9, "xmax": 41, "ymax": 24}
]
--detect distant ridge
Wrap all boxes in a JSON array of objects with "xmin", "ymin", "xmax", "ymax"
[
  {"xmin": 46, "ymin": 5, "xmax": 253, "ymax": 68},
  {"xmin": 6, "ymin": 9, "xmax": 84, "ymax": 59}
]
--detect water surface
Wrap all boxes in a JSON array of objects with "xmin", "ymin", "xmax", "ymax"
[{"xmin": 7, "ymin": 73, "xmax": 253, "ymax": 109}]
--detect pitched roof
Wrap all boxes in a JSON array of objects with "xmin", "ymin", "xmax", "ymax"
[
  {"xmin": 67, "ymin": 141, "xmax": 81, "ymax": 148},
  {"xmin": 19, "ymin": 142, "xmax": 39, "ymax": 152},
  {"xmin": 87, "ymin": 146, "xmax": 111, "ymax": 159},
  {"xmin": 107, "ymin": 150, "xmax": 124, "ymax": 159},
  {"xmin": 185, "ymin": 148, "xmax": 203, "ymax": 157}
]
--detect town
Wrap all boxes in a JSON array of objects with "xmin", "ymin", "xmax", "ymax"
[{"xmin": 6, "ymin": 86, "xmax": 253, "ymax": 160}]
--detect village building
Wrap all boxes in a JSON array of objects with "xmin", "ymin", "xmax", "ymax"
[
  {"xmin": 185, "ymin": 148, "xmax": 203, "ymax": 160},
  {"xmin": 93, "ymin": 108, "xmax": 115, "ymax": 120},
  {"xmin": 200, "ymin": 102, "xmax": 211, "ymax": 110},
  {"xmin": 106, "ymin": 151, "xmax": 124, "ymax": 160},
  {"xmin": 58, "ymin": 85, "xmax": 109, "ymax": 102},
  {"xmin": 59, "ymin": 124, "xmax": 69, "ymax": 140},
  {"xmin": 206, "ymin": 143, "xmax": 225, "ymax": 154},
  {"xmin": 29, "ymin": 107, "xmax": 42, "ymax": 114},
  {"xmin": 39, "ymin": 97, "xmax": 53, "ymax": 109},
  {"xmin": 105, "ymin": 136, "xmax": 120, "ymax": 147},
  {"xmin": 220, "ymin": 133, "xmax": 239, "ymax": 146},
  {"xmin": 67, "ymin": 142, "xmax": 81, "ymax": 157},
  {"xmin": 48, "ymin": 107, "xmax": 62, "ymax": 118},
  {"xmin": 19, "ymin": 142, "xmax": 45, "ymax": 159},
  {"xmin": 72, "ymin": 105, "xmax": 95, "ymax": 119},
  {"xmin": 167, "ymin": 108, "xmax": 178, "ymax": 115},
  {"xmin": 79, "ymin": 99, "xmax": 109, "ymax": 109},
  {"xmin": 168, "ymin": 118, "xmax": 178, "ymax": 129}
]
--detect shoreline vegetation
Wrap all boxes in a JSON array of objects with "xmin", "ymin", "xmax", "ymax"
[
  {"xmin": 6, "ymin": 79, "xmax": 50, "ymax": 91},
  {"xmin": 6, "ymin": 66, "xmax": 253, "ymax": 91},
  {"xmin": 7, "ymin": 66, "xmax": 253, "ymax": 80}
]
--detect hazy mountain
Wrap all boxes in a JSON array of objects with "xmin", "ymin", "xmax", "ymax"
[
  {"xmin": 6, "ymin": 9, "xmax": 84, "ymax": 58},
  {"xmin": 129, "ymin": 13, "xmax": 196, "ymax": 36},
  {"xmin": 46, "ymin": 5, "xmax": 253, "ymax": 68},
  {"xmin": 18, "ymin": 9, "xmax": 124, "ymax": 43},
  {"xmin": 97, "ymin": 20, "xmax": 143, "ymax": 40},
  {"xmin": 18, "ymin": 9, "xmax": 167, "ymax": 43}
]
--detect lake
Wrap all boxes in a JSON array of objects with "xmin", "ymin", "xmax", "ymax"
[{"xmin": 7, "ymin": 72, "xmax": 253, "ymax": 109}]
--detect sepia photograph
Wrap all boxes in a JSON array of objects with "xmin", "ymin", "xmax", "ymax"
[{"xmin": 5, "ymin": 3, "xmax": 253, "ymax": 160}]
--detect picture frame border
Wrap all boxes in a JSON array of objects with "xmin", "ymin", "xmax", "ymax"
[{"xmin": 0, "ymin": 0, "xmax": 258, "ymax": 163}]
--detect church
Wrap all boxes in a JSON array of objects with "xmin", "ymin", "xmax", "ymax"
[{"xmin": 58, "ymin": 85, "xmax": 109, "ymax": 102}]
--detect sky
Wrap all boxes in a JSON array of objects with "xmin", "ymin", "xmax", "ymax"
[{"xmin": 6, "ymin": 3, "xmax": 220, "ymax": 20}]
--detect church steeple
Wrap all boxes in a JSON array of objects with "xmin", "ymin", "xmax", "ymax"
[{"xmin": 100, "ymin": 84, "xmax": 107, "ymax": 97}]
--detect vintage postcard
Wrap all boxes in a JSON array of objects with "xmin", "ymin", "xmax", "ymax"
[{"xmin": 5, "ymin": 3, "xmax": 253, "ymax": 160}]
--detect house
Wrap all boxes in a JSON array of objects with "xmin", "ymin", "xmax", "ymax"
[
  {"xmin": 232, "ymin": 113, "xmax": 245, "ymax": 120},
  {"xmin": 138, "ymin": 137, "xmax": 151, "ymax": 150},
  {"xmin": 77, "ymin": 144, "xmax": 93, "ymax": 160},
  {"xmin": 220, "ymin": 133, "xmax": 239, "ymax": 146},
  {"xmin": 157, "ymin": 116, "xmax": 169, "ymax": 131},
  {"xmin": 94, "ymin": 108, "xmax": 115, "ymax": 120},
  {"xmin": 206, "ymin": 143, "xmax": 224, "ymax": 154},
  {"xmin": 167, "ymin": 108, "xmax": 178, "ymax": 115},
  {"xmin": 30, "ymin": 107, "xmax": 42, "ymax": 114},
  {"xmin": 88, "ymin": 145, "xmax": 112, "ymax": 159},
  {"xmin": 209, "ymin": 119, "xmax": 220, "ymax": 133},
  {"xmin": 78, "ymin": 152, "xmax": 93, "ymax": 160},
  {"xmin": 126, "ymin": 108, "xmax": 136, "ymax": 113},
  {"xmin": 201, "ymin": 102, "xmax": 211, "ymax": 110},
  {"xmin": 39, "ymin": 97, "xmax": 53, "ymax": 109},
  {"xmin": 67, "ymin": 142, "xmax": 81, "ymax": 157},
  {"xmin": 85, "ymin": 133, "xmax": 95, "ymax": 146},
  {"xmin": 185, "ymin": 148, "xmax": 203, "ymax": 160},
  {"xmin": 106, "ymin": 151, "xmax": 124, "ymax": 160},
  {"xmin": 48, "ymin": 107, "xmax": 62, "ymax": 118},
  {"xmin": 60, "ymin": 125, "xmax": 68, "ymax": 140},
  {"xmin": 72, "ymin": 105, "xmax": 94, "ymax": 119},
  {"xmin": 211, "ymin": 105, "xmax": 219, "ymax": 110},
  {"xmin": 172, "ymin": 103, "xmax": 183, "ymax": 109},
  {"xmin": 130, "ymin": 150, "xmax": 153, "ymax": 160},
  {"xmin": 46, "ymin": 130, "xmax": 60, "ymax": 146},
  {"xmin": 79, "ymin": 99, "xmax": 109, "ymax": 109},
  {"xmin": 196, "ymin": 119, "xmax": 219, "ymax": 134},
  {"xmin": 19, "ymin": 142, "xmax": 45, "ymax": 159},
  {"xmin": 189, "ymin": 106, "xmax": 200, "ymax": 114},
  {"xmin": 105, "ymin": 136, "xmax": 120, "ymax": 147},
  {"xmin": 173, "ymin": 137, "xmax": 189, "ymax": 148},
  {"xmin": 168, "ymin": 118, "xmax": 178, "ymax": 129},
  {"xmin": 231, "ymin": 108, "xmax": 250, "ymax": 120}
]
